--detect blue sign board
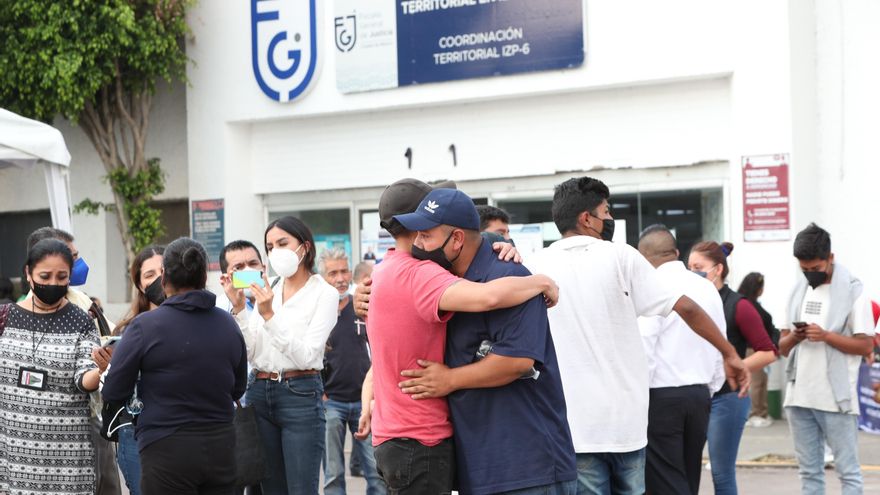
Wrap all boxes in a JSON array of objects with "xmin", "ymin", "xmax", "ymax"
[{"xmin": 336, "ymin": 0, "xmax": 584, "ymax": 93}]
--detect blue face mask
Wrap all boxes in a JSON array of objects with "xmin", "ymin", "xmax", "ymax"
[
  {"xmin": 692, "ymin": 270, "xmax": 708, "ymax": 279},
  {"xmin": 70, "ymin": 258, "xmax": 89, "ymax": 286}
]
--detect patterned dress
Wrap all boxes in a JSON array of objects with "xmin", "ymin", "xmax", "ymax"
[{"xmin": 0, "ymin": 303, "xmax": 100, "ymax": 494}]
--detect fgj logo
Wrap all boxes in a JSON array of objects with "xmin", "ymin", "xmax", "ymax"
[
  {"xmin": 334, "ymin": 14, "xmax": 357, "ymax": 52},
  {"xmin": 251, "ymin": 0, "xmax": 319, "ymax": 102}
]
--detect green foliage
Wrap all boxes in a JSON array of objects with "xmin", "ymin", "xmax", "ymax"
[
  {"xmin": 110, "ymin": 158, "xmax": 167, "ymax": 252},
  {"xmin": 0, "ymin": 1, "xmax": 189, "ymax": 258},
  {"xmin": 74, "ymin": 159, "xmax": 167, "ymax": 253},
  {"xmin": 0, "ymin": 0, "xmax": 190, "ymax": 122},
  {"xmin": 72, "ymin": 198, "xmax": 110, "ymax": 216}
]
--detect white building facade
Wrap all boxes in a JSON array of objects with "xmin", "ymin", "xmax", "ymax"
[{"xmin": 184, "ymin": 0, "xmax": 880, "ymax": 323}]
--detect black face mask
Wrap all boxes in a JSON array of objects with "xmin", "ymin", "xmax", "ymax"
[
  {"xmin": 32, "ymin": 281, "xmax": 68, "ymax": 306},
  {"xmin": 803, "ymin": 270, "xmax": 828, "ymax": 290},
  {"xmin": 599, "ymin": 219, "xmax": 615, "ymax": 241},
  {"xmin": 143, "ymin": 277, "xmax": 166, "ymax": 306},
  {"xmin": 411, "ymin": 231, "xmax": 460, "ymax": 272}
]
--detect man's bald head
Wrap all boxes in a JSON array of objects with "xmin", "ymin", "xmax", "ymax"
[{"xmin": 638, "ymin": 224, "xmax": 679, "ymax": 268}]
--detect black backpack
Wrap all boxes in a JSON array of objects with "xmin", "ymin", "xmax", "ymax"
[{"xmin": 719, "ymin": 285, "xmax": 780, "ymax": 354}]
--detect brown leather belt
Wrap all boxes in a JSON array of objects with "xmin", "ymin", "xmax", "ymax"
[{"xmin": 255, "ymin": 369, "xmax": 319, "ymax": 381}]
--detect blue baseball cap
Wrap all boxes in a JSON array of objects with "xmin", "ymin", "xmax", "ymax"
[{"xmin": 393, "ymin": 188, "xmax": 480, "ymax": 232}]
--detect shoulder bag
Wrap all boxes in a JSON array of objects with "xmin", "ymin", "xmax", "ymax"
[{"xmin": 234, "ymin": 400, "xmax": 267, "ymax": 487}]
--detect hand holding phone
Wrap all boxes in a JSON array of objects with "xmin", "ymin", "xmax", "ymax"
[
  {"xmin": 793, "ymin": 321, "xmax": 808, "ymax": 330},
  {"xmin": 102, "ymin": 335, "xmax": 121, "ymax": 347},
  {"xmin": 232, "ymin": 270, "xmax": 266, "ymax": 289}
]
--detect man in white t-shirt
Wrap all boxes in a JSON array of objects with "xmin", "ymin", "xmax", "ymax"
[
  {"xmin": 525, "ymin": 177, "xmax": 749, "ymax": 495},
  {"xmin": 779, "ymin": 223, "xmax": 874, "ymax": 494},
  {"xmin": 637, "ymin": 224, "xmax": 726, "ymax": 495}
]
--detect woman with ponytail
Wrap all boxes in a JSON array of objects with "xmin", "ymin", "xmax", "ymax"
[
  {"xmin": 103, "ymin": 238, "xmax": 248, "ymax": 494},
  {"xmin": 688, "ymin": 241, "xmax": 778, "ymax": 494}
]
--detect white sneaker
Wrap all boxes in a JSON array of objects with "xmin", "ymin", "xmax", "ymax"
[
  {"xmin": 749, "ymin": 416, "xmax": 773, "ymax": 428},
  {"xmin": 824, "ymin": 445, "xmax": 835, "ymax": 466}
]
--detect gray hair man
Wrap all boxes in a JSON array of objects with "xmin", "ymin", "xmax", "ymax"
[{"xmin": 318, "ymin": 247, "xmax": 386, "ymax": 494}]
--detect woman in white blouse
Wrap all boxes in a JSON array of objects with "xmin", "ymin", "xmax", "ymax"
[{"xmin": 233, "ymin": 216, "xmax": 338, "ymax": 494}]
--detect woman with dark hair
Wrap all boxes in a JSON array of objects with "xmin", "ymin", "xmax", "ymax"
[
  {"xmin": 116, "ymin": 245, "xmax": 167, "ymax": 333},
  {"xmin": 103, "ymin": 237, "xmax": 248, "ymax": 494},
  {"xmin": 737, "ymin": 272, "xmax": 779, "ymax": 428},
  {"xmin": 231, "ymin": 216, "xmax": 339, "ymax": 494},
  {"xmin": 97, "ymin": 245, "xmax": 164, "ymax": 495},
  {"xmin": 0, "ymin": 239, "xmax": 103, "ymax": 494},
  {"xmin": 688, "ymin": 242, "xmax": 777, "ymax": 495}
]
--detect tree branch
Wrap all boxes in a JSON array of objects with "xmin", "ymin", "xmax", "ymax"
[
  {"xmin": 114, "ymin": 62, "xmax": 140, "ymax": 169},
  {"xmin": 81, "ymin": 102, "xmax": 117, "ymax": 175},
  {"xmin": 138, "ymin": 92, "xmax": 151, "ymax": 169}
]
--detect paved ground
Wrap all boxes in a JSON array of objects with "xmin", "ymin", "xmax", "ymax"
[
  {"xmin": 113, "ymin": 407, "xmax": 880, "ymax": 494},
  {"xmin": 698, "ymin": 467, "xmax": 880, "ymax": 494},
  {"xmin": 328, "ymin": 418, "xmax": 880, "ymax": 494},
  {"xmin": 728, "ymin": 417, "xmax": 880, "ymax": 467},
  {"xmin": 334, "ymin": 465, "xmax": 880, "ymax": 494}
]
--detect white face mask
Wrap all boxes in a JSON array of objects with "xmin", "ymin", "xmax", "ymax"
[{"xmin": 269, "ymin": 245, "xmax": 304, "ymax": 279}]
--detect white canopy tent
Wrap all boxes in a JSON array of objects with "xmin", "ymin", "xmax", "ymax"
[{"xmin": 0, "ymin": 108, "xmax": 73, "ymax": 233}]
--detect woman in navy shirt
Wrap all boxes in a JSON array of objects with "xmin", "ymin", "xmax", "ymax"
[{"xmin": 103, "ymin": 238, "xmax": 248, "ymax": 494}]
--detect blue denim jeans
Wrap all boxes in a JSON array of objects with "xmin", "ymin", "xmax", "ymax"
[
  {"xmin": 117, "ymin": 424, "xmax": 141, "ymax": 495},
  {"xmin": 245, "ymin": 375, "xmax": 326, "ymax": 495},
  {"xmin": 575, "ymin": 449, "xmax": 645, "ymax": 495},
  {"xmin": 707, "ymin": 392, "xmax": 751, "ymax": 495},
  {"xmin": 786, "ymin": 406, "xmax": 863, "ymax": 494},
  {"xmin": 323, "ymin": 399, "xmax": 386, "ymax": 495}
]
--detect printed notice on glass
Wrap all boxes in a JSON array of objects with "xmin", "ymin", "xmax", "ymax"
[
  {"xmin": 742, "ymin": 154, "xmax": 790, "ymax": 242},
  {"xmin": 192, "ymin": 199, "xmax": 225, "ymax": 271}
]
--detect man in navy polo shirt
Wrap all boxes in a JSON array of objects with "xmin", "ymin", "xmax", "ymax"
[{"xmin": 394, "ymin": 189, "xmax": 577, "ymax": 495}]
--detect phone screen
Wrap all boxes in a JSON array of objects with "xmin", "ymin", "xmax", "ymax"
[
  {"xmin": 232, "ymin": 270, "xmax": 265, "ymax": 289},
  {"xmin": 793, "ymin": 321, "xmax": 808, "ymax": 329}
]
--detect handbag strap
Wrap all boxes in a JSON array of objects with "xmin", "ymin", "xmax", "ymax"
[
  {"xmin": 0, "ymin": 303, "xmax": 10, "ymax": 337},
  {"xmin": 88, "ymin": 301, "xmax": 112, "ymax": 337}
]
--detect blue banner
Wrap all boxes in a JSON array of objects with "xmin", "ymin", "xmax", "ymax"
[
  {"xmin": 335, "ymin": 0, "xmax": 584, "ymax": 93},
  {"xmin": 858, "ymin": 362, "xmax": 880, "ymax": 434},
  {"xmin": 397, "ymin": 0, "xmax": 583, "ymax": 85}
]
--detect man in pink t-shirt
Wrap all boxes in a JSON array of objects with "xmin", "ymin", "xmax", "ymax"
[
  {"xmin": 368, "ymin": 249, "xmax": 458, "ymax": 446},
  {"xmin": 360, "ymin": 179, "xmax": 557, "ymax": 494}
]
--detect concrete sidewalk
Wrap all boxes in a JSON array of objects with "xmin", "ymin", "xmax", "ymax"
[{"xmin": 718, "ymin": 418, "xmax": 880, "ymax": 468}]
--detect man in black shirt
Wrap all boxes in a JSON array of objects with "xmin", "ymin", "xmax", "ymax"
[{"xmin": 320, "ymin": 248, "xmax": 386, "ymax": 495}]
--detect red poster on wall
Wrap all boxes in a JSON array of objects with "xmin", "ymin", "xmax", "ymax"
[{"xmin": 742, "ymin": 154, "xmax": 790, "ymax": 242}]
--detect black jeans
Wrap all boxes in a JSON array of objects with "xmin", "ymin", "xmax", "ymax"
[
  {"xmin": 646, "ymin": 384, "xmax": 711, "ymax": 495},
  {"xmin": 140, "ymin": 423, "xmax": 236, "ymax": 495},
  {"xmin": 374, "ymin": 438, "xmax": 454, "ymax": 495}
]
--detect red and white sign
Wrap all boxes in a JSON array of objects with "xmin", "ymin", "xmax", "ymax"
[{"xmin": 742, "ymin": 154, "xmax": 790, "ymax": 242}]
